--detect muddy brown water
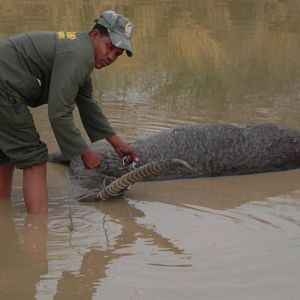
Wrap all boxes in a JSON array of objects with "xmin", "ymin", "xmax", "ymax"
[{"xmin": 1, "ymin": 1, "xmax": 300, "ymax": 299}]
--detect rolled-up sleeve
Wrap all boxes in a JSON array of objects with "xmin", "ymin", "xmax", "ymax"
[{"xmin": 48, "ymin": 52, "xmax": 90, "ymax": 159}]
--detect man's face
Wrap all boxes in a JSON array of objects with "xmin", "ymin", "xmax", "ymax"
[{"xmin": 91, "ymin": 30, "xmax": 124, "ymax": 69}]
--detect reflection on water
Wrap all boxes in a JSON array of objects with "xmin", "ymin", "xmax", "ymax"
[
  {"xmin": 2, "ymin": 193, "xmax": 188, "ymax": 298},
  {"xmin": 1, "ymin": 0, "xmax": 300, "ymax": 299},
  {"xmin": 0, "ymin": 204, "xmax": 48, "ymax": 299},
  {"xmin": 2, "ymin": 183, "xmax": 300, "ymax": 299}
]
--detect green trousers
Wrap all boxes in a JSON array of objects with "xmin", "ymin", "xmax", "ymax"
[{"xmin": 0, "ymin": 91, "xmax": 48, "ymax": 169}]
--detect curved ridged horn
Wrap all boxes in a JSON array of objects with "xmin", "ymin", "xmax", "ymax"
[{"xmin": 80, "ymin": 159, "xmax": 192, "ymax": 202}]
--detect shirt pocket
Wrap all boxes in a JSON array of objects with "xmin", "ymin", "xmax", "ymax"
[{"xmin": 13, "ymin": 75, "xmax": 42, "ymax": 105}]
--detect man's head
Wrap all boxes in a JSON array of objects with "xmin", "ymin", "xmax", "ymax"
[{"xmin": 90, "ymin": 10, "xmax": 133, "ymax": 69}]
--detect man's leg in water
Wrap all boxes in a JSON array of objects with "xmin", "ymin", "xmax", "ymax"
[
  {"xmin": 0, "ymin": 163, "xmax": 15, "ymax": 199},
  {"xmin": 23, "ymin": 163, "xmax": 48, "ymax": 214}
]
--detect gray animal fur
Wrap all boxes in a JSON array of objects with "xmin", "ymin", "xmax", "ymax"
[{"xmin": 48, "ymin": 123, "xmax": 300, "ymax": 190}]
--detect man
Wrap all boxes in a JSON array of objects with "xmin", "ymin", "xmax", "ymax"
[{"xmin": 0, "ymin": 10, "xmax": 138, "ymax": 214}]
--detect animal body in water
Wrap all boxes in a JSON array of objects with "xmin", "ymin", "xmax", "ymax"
[{"xmin": 48, "ymin": 123, "xmax": 300, "ymax": 199}]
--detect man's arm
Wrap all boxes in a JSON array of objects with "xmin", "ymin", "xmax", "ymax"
[
  {"xmin": 48, "ymin": 52, "xmax": 90, "ymax": 160},
  {"xmin": 75, "ymin": 78, "xmax": 116, "ymax": 141},
  {"xmin": 76, "ymin": 78, "xmax": 139, "ymax": 164}
]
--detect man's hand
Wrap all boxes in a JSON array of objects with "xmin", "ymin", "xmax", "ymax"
[
  {"xmin": 106, "ymin": 135, "xmax": 139, "ymax": 165},
  {"xmin": 81, "ymin": 149, "xmax": 102, "ymax": 169}
]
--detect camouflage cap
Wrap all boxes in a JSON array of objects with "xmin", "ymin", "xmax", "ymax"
[{"xmin": 96, "ymin": 10, "xmax": 133, "ymax": 57}]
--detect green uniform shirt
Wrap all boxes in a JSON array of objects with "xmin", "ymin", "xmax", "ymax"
[{"xmin": 0, "ymin": 31, "xmax": 116, "ymax": 159}]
